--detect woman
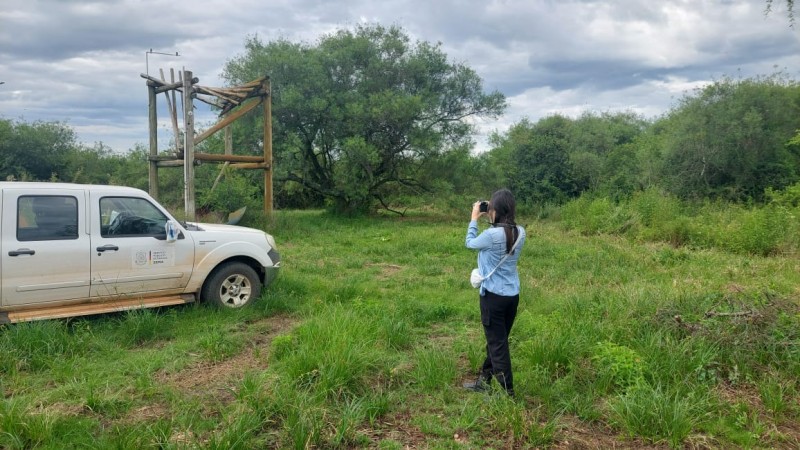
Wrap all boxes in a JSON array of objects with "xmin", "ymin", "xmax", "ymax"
[{"xmin": 464, "ymin": 188, "xmax": 526, "ymax": 396}]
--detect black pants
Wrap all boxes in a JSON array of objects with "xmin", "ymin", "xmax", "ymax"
[{"xmin": 479, "ymin": 290, "xmax": 519, "ymax": 393}]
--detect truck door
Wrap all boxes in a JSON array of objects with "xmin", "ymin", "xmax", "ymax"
[
  {"xmin": 89, "ymin": 193, "xmax": 194, "ymax": 298},
  {"xmin": 1, "ymin": 189, "xmax": 91, "ymax": 306}
]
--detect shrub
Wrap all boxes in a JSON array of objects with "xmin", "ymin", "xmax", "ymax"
[
  {"xmin": 199, "ymin": 171, "xmax": 262, "ymax": 220},
  {"xmin": 723, "ymin": 205, "xmax": 789, "ymax": 256},
  {"xmin": 591, "ymin": 341, "xmax": 644, "ymax": 391},
  {"xmin": 558, "ymin": 189, "xmax": 800, "ymax": 255}
]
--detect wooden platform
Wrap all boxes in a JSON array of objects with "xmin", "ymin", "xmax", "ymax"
[{"xmin": 0, "ymin": 294, "xmax": 195, "ymax": 324}]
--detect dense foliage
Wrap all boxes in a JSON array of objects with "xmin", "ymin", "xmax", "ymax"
[
  {"xmin": 659, "ymin": 75, "xmax": 800, "ymax": 201},
  {"xmin": 0, "ymin": 119, "xmax": 78, "ymax": 181},
  {"xmin": 486, "ymin": 75, "xmax": 800, "ymax": 207},
  {"xmin": 222, "ymin": 24, "xmax": 506, "ymax": 213},
  {"xmin": 1, "ymin": 28, "xmax": 798, "ymax": 217}
]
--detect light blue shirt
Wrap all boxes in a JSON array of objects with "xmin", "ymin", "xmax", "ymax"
[{"xmin": 466, "ymin": 220, "xmax": 525, "ymax": 296}]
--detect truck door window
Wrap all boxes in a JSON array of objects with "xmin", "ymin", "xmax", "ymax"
[
  {"xmin": 100, "ymin": 197, "xmax": 168, "ymax": 238},
  {"xmin": 17, "ymin": 196, "xmax": 79, "ymax": 241}
]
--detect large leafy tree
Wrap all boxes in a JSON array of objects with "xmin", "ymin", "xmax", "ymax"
[
  {"xmin": 222, "ymin": 25, "xmax": 505, "ymax": 213},
  {"xmin": 566, "ymin": 111, "xmax": 648, "ymax": 195},
  {"xmin": 659, "ymin": 75, "xmax": 800, "ymax": 200},
  {"xmin": 488, "ymin": 112, "xmax": 647, "ymax": 203},
  {"xmin": 493, "ymin": 116, "xmax": 577, "ymax": 205},
  {"xmin": 0, "ymin": 119, "xmax": 78, "ymax": 181}
]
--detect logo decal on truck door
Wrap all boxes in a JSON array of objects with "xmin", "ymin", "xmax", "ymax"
[{"xmin": 132, "ymin": 248, "xmax": 175, "ymax": 268}]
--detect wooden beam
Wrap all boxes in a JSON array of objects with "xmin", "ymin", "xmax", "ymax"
[
  {"xmin": 230, "ymin": 162, "xmax": 270, "ymax": 170},
  {"xmin": 148, "ymin": 155, "xmax": 180, "ymax": 161},
  {"xmin": 209, "ymin": 127, "xmax": 233, "ymax": 195},
  {"xmin": 195, "ymin": 85, "xmax": 242, "ymax": 105},
  {"xmin": 241, "ymin": 78, "xmax": 264, "ymax": 88},
  {"xmin": 170, "ymin": 68, "xmax": 182, "ymax": 156},
  {"xmin": 157, "ymin": 160, "xmax": 270, "ymax": 169},
  {"xmin": 154, "ymin": 81, "xmax": 185, "ymax": 94},
  {"xmin": 142, "ymin": 73, "xmax": 198, "ymax": 90},
  {"xmin": 225, "ymin": 125, "xmax": 233, "ymax": 156},
  {"xmin": 193, "ymin": 97, "xmax": 262, "ymax": 145},
  {"xmin": 194, "ymin": 95, "xmax": 227, "ymax": 109},
  {"xmin": 263, "ymin": 77, "xmax": 273, "ymax": 217},
  {"xmin": 3, "ymin": 295, "xmax": 194, "ymax": 323},
  {"xmin": 183, "ymin": 70, "xmax": 196, "ymax": 221},
  {"xmin": 148, "ymin": 85, "xmax": 159, "ymax": 200},
  {"xmin": 141, "ymin": 73, "xmax": 166, "ymax": 85},
  {"xmin": 194, "ymin": 153, "xmax": 264, "ymax": 163},
  {"xmin": 156, "ymin": 160, "xmax": 185, "ymax": 167},
  {"xmin": 211, "ymin": 162, "xmax": 229, "ymax": 193},
  {"xmin": 160, "ymin": 68, "xmax": 182, "ymax": 157}
]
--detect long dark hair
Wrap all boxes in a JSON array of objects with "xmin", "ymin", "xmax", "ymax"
[{"xmin": 490, "ymin": 188, "xmax": 518, "ymax": 253}]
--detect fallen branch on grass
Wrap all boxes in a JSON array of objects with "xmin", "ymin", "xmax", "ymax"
[
  {"xmin": 704, "ymin": 309, "xmax": 762, "ymax": 319},
  {"xmin": 673, "ymin": 315, "xmax": 702, "ymax": 333}
]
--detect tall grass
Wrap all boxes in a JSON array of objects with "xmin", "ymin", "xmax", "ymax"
[
  {"xmin": 609, "ymin": 381, "xmax": 712, "ymax": 448},
  {"xmin": 0, "ymin": 207, "xmax": 798, "ymax": 448},
  {"xmin": 560, "ymin": 187, "xmax": 800, "ymax": 256},
  {"xmin": 0, "ymin": 320, "xmax": 88, "ymax": 373}
]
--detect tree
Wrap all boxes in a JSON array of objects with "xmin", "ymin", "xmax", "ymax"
[
  {"xmin": 222, "ymin": 25, "xmax": 505, "ymax": 213},
  {"xmin": 496, "ymin": 116, "xmax": 577, "ymax": 205},
  {"xmin": 659, "ymin": 75, "xmax": 800, "ymax": 200},
  {"xmin": 566, "ymin": 111, "xmax": 648, "ymax": 194},
  {"xmin": 488, "ymin": 112, "xmax": 647, "ymax": 203},
  {"xmin": 0, "ymin": 119, "xmax": 78, "ymax": 181}
]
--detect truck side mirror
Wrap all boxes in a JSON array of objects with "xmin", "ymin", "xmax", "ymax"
[{"xmin": 165, "ymin": 220, "xmax": 178, "ymax": 243}]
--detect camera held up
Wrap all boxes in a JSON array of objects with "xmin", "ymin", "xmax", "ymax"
[{"xmin": 479, "ymin": 201, "xmax": 489, "ymax": 212}]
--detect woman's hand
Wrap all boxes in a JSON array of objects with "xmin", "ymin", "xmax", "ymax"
[{"xmin": 471, "ymin": 201, "xmax": 485, "ymax": 221}]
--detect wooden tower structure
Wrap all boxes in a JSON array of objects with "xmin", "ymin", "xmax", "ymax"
[{"xmin": 141, "ymin": 70, "xmax": 272, "ymax": 221}]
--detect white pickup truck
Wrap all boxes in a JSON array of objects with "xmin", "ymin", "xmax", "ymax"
[{"xmin": 0, "ymin": 182, "xmax": 280, "ymax": 323}]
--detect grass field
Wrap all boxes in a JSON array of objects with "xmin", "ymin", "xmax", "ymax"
[{"xmin": 1, "ymin": 208, "xmax": 799, "ymax": 449}]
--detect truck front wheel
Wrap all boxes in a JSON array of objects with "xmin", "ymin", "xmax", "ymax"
[{"xmin": 202, "ymin": 262, "xmax": 262, "ymax": 308}]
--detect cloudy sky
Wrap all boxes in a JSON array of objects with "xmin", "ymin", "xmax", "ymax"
[{"xmin": 1, "ymin": 0, "xmax": 798, "ymax": 153}]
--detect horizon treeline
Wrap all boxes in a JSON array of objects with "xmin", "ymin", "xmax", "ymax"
[{"xmin": 1, "ymin": 73, "xmax": 799, "ymax": 215}]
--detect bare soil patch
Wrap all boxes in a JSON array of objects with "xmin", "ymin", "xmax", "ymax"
[
  {"xmin": 553, "ymin": 416, "xmax": 669, "ymax": 450},
  {"xmin": 366, "ymin": 262, "xmax": 403, "ymax": 280},
  {"xmin": 361, "ymin": 409, "xmax": 429, "ymax": 448},
  {"xmin": 121, "ymin": 314, "xmax": 297, "ymax": 424},
  {"xmin": 154, "ymin": 314, "xmax": 296, "ymax": 394}
]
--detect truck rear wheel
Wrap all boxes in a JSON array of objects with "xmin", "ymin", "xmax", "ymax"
[{"xmin": 202, "ymin": 262, "xmax": 262, "ymax": 308}]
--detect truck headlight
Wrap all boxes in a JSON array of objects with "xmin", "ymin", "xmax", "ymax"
[{"xmin": 265, "ymin": 233, "xmax": 277, "ymax": 251}]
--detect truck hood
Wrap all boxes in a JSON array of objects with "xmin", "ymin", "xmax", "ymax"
[{"xmin": 185, "ymin": 222, "xmax": 265, "ymax": 234}]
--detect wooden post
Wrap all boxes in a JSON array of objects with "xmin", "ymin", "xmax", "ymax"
[
  {"xmin": 160, "ymin": 68, "xmax": 181, "ymax": 156},
  {"xmin": 224, "ymin": 125, "xmax": 233, "ymax": 156},
  {"xmin": 183, "ymin": 70, "xmax": 196, "ymax": 221},
  {"xmin": 263, "ymin": 78, "xmax": 273, "ymax": 217},
  {"xmin": 148, "ymin": 84, "xmax": 159, "ymax": 200},
  {"xmin": 170, "ymin": 68, "xmax": 182, "ymax": 157}
]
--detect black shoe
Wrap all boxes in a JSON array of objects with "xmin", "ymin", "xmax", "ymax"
[{"xmin": 462, "ymin": 379, "xmax": 490, "ymax": 392}]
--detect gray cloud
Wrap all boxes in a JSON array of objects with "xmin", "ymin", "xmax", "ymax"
[{"xmin": 0, "ymin": 0, "xmax": 798, "ymax": 153}]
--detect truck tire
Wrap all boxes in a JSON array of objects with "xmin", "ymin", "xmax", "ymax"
[{"xmin": 202, "ymin": 262, "xmax": 262, "ymax": 308}]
